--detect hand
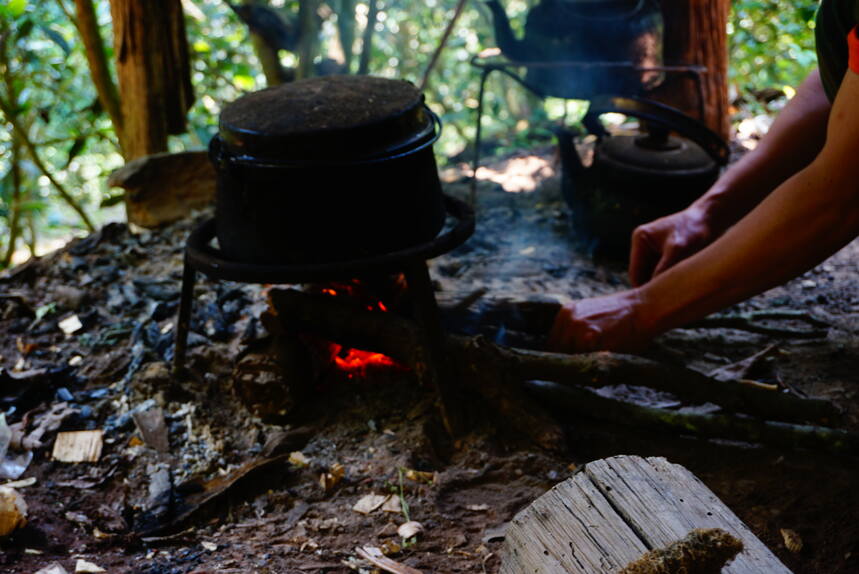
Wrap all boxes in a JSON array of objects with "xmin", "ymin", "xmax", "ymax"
[
  {"xmin": 548, "ymin": 290, "xmax": 649, "ymax": 353},
  {"xmin": 629, "ymin": 206, "xmax": 717, "ymax": 287}
]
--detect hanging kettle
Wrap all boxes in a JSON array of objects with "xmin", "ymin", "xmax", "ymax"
[
  {"xmin": 484, "ymin": 0, "xmax": 665, "ymax": 99},
  {"xmin": 556, "ymin": 96, "xmax": 730, "ymax": 256}
]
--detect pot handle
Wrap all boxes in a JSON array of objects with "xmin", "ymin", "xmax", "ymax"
[{"xmin": 583, "ymin": 96, "xmax": 730, "ymax": 166}]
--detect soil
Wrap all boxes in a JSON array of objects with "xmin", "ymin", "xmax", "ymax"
[{"xmin": 1, "ymin": 148, "xmax": 858, "ymax": 574}]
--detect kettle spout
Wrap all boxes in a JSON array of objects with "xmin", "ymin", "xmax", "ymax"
[
  {"xmin": 554, "ymin": 127, "xmax": 585, "ymax": 175},
  {"xmin": 485, "ymin": 0, "xmax": 529, "ymax": 61}
]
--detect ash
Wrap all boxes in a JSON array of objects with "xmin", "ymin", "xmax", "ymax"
[{"xmin": 0, "ymin": 149, "xmax": 858, "ymax": 573}]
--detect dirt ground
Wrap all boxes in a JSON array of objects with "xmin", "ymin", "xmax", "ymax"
[{"xmin": 1, "ymin": 149, "xmax": 858, "ymax": 574}]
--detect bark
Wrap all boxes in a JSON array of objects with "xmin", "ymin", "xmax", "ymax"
[
  {"xmin": 109, "ymin": 0, "xmax": 194, "ymax": 161},
  {"xmin": 1, "ymin": 138, "xmax": 22, "ymax": 267},
  {"xmin": 0, "ymin": 34, "xmax": 22, "ymax": 267},
  {"xmin": 336, "ymin": 0, "xmax": 356, "ymax": 73},
  {"xmin": 651, "ymin": 0, "xmax": 731, "ymax": 140},
  {"xmin": 296, "ymin": 0, "xmax": 319, "ymax": 80},
  {"xmin": 357, "ymin": 0, "xmax": 378, "ymax": 75},
  {"xmin": 73, "ymin": 0, "xmax": 124, "ymax": 148}
]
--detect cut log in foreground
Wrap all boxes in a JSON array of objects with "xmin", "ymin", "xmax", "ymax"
[
  {"xmin": 501, "ymin": 455, "xmax": 791, "ymax": 574},
  {"xmin": 268, "ymin": 289, "xmax": 853, "ymax": 453}
]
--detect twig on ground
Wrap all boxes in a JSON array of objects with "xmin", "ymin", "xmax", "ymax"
[
  {"xmin": 524, "ymin": 380, "xmax": 859, "ymax": 456},
  {"xmin": 688, "ymin": 309, "xmax": 829, "ymax": 339}
]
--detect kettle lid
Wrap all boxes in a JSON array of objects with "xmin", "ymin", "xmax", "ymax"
[{"xmin": 597, "ymin": 131, "xmax": 716, "ymax": 175}]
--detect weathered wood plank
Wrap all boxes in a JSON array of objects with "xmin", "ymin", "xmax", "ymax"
[
  {"xmin": 584, "ymin": 457, "xmax": 790, "ymax": 574},
  {"xmin": 502, "ymin": 471, "xmax": 647, "ymax": 574},
  {"xmin": 501, "ymin": 455, "xmax": 791, "ymax": 574}
]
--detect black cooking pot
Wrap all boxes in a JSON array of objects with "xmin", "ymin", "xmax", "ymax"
[
  {"xmin": 557, "ymin": 96, "xmax": 730, "ymax": 257},
  {"xmin": 211, "ymin": 76, "xmax": 446, "ymax": 264}
]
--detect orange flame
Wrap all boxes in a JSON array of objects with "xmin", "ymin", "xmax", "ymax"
[{"xmin": 318, "ymin": 282, "xmax": 401, "ymax": 378}]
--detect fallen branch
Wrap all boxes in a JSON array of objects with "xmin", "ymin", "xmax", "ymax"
[
  {"xmin": 524, "ymin": 380, "xmax": 859, "ymax": 456},
  {"xmin": 688, "ymin": 309, "xmax": 829, "ymax": 339},
  {"xmin": 489, "ymin": 343, "xmax": 840, "ymax": 426}
]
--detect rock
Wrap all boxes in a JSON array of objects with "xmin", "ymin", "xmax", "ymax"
[
  {"xmin": 0, "ymin": 486, "xmax": 28, "ymax": 537},
  {"xmin": 54, "ymin": 286, "xmax": 87, "ymax": 310},
  {"xmin": 34, "ymin": 563, "xmax": 69, "ymax": 574},
  {"xmin": 132, "ymin": 405, "xmax": 170, "ymax": 452}
]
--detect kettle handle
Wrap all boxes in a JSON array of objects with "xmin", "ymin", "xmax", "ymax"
[{"xmin": 583, "ymin": 96, "xmax": 730, "ymax": 166}]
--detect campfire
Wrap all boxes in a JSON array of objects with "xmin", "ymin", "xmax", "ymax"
[{"xmin": 315, "ymin": 282, "xmax": 402, "ymax": 378}]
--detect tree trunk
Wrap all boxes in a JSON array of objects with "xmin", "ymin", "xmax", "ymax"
[
  {"xmin": 73, "ymin": 0, "xmax": 124, "ymax": 150},
  {"xmin": 357, "ymin": 0, "xmax": 378, "ymax": 75},
  {"xmin": 296, "ymin": 0, "xmax": 319, "ymax": 80},
  {"xmin": 651, "ymin": 0, "xmax": 730, "ymax": 141},
  {"xmin": 336, "ymin": 0, "xmax": 356, "ymax": 73},
  {"xmin": 109, "ymin": 0, "xmax": 194, "ymax": 161}
]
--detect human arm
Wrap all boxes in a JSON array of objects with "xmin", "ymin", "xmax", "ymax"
[
  {"xmin": 550, "ymin": 70, "xmax": 859, "ymax": 352},
  {"xmin": 629, "ymin": 70, "xmax": 832, "ymax": 286}
]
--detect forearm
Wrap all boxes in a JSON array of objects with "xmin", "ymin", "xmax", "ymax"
[
  {"xmin": 690, "ymin": 70, "xmax": 832, "ymax": 233},
  {"xmin": 638, "ymin": 161, "xmax": 859, "ymax": 334}
]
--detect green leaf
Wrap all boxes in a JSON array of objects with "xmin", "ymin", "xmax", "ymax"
[
  {"xmin": 40, "ymin": 25, "xmax": 71, "ymax": 56},
  {"xmin": 35, "ymin": 302, "xmax": 56, "ymax": 320},
  {"xmin": 192, "ymin": 40, "xmax": 211, "ymax": 53},
  {"xmin": 16, "ymin": 18, "xmax": 34, "ymax": 40},
  {"xmin": 233, "ymin": 74, "xmax": 255, "ymax": 91},
  {"xmin": 65, "ymin": 137, "xmax": 87, "ymax": 167},
  {"xmin": 18, "ymin": 200, "xmax": 48, "ymax": 212},
  {"xmin": 8, "ymin": 0, "xmax": 26, "ymax": 17}
]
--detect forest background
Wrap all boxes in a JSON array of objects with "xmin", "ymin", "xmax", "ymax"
[{"xmin": 0, "ymin": 0, "xmax": 819, "ymax": 268}]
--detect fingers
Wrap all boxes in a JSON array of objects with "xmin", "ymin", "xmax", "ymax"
[
  {"xmin": 547, "ymin": 305, "xmax": 573, "ymax": 352},
  {"xmin": 651, "ymin": 245, "xmax": 680, "ymax": 279},
  {"xmin": 548, "ymin": 304, "xmax": 602, "ymax": 353},
  {"xmin": 628, "ymin": 227, "xmax": 661, "ymax": 287}
]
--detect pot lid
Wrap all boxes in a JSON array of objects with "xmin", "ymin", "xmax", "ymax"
[
  {"xmin": 218, "ymin": 76, "xmax": 433, "ymax": 162},
  {"xmin": 597, "ymin": 132, "xmax": 716, "ymax": 175}
]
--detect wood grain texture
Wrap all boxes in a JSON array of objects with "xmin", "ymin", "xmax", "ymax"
[
  {"xmin": 501, "ymin": 455, "xmax": 791, "ymax": 574},
  {"xmin": 652, "ymin": 0, "xmax": 731, "ymax": 140},
  {"xmin": 110, "ymin": 0, "xmax": 193, "ymax": 160}
]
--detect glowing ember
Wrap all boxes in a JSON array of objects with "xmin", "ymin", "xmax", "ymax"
[
  {"xmin": 330, "ymin": 343, "xmax": 399, "ymax": 377},
  {"xmin": 318, "ymin": 282, "xmax": 401, "ymax": 377}
]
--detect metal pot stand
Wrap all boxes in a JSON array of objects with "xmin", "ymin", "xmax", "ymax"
[{"xmin": 172, "ymin": 194, "xmax": 475, "ymax": 431}]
